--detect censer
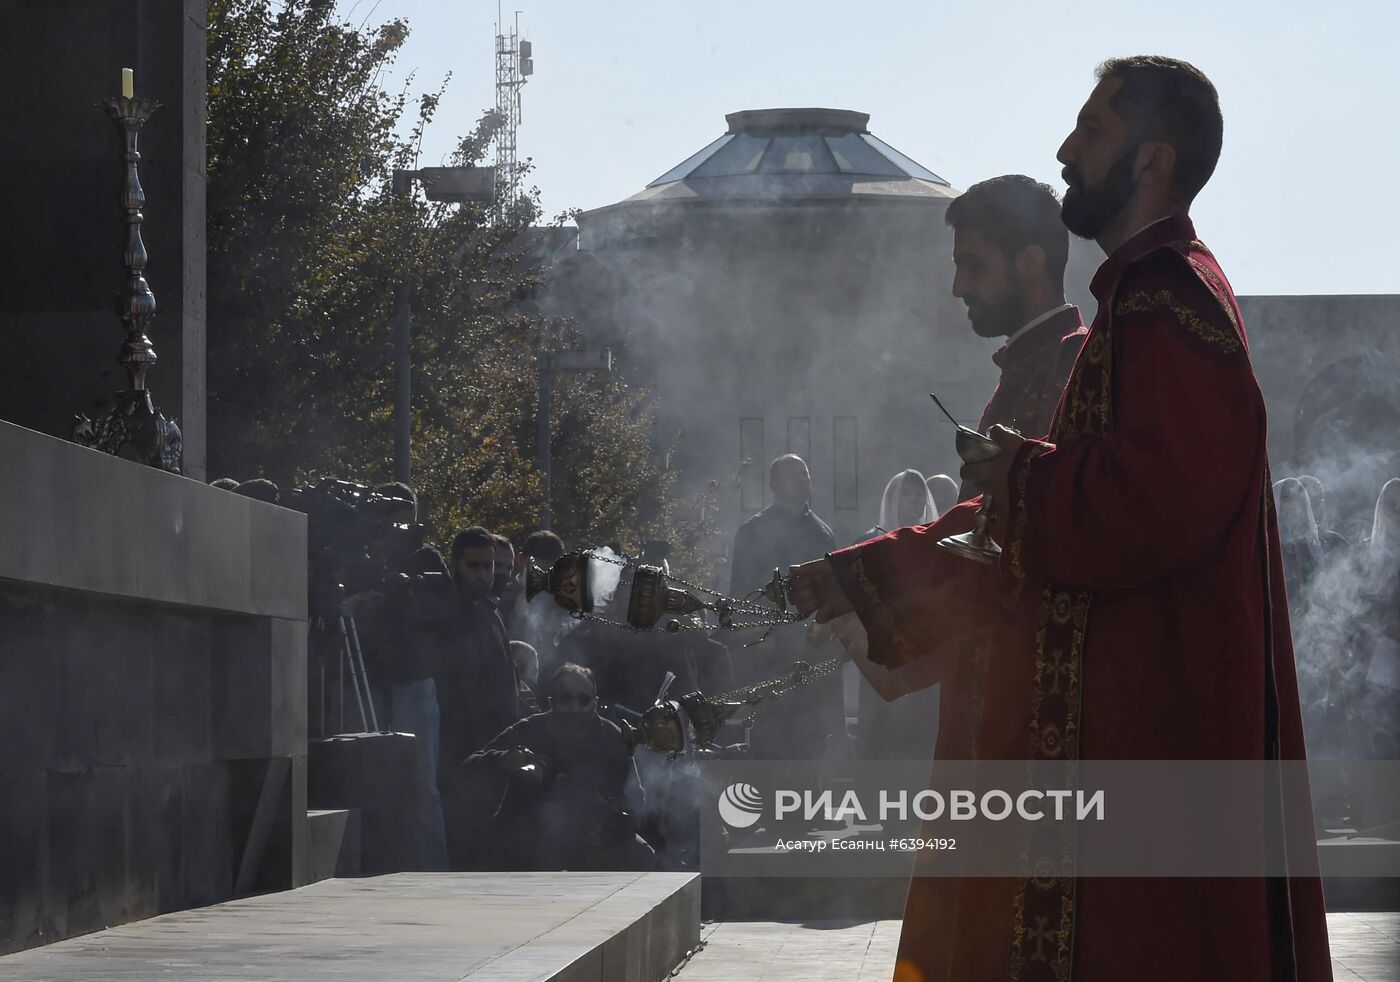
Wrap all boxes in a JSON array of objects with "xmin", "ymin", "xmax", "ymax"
[
  {"xmin": 525, "ymin": 550, "xmax": 842, "ymax": 758},
  {"xmin": 524, "ymin": 550, "xmax": 803, "ymax": 635},
  {"xmin": 618, "ymin": 658, "xmax": 844, "ymax": 759},
  {"xmin": 928, "ymin": 392, "xmax": 1018, "ymax": 565}
]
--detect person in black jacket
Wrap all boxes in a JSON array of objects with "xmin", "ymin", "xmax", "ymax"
[
  {"xmin": 729, "ymin": 455, "xmax": 835, "ymax": 600},
  {"xmin": 465, "ymin": 663, "xmax": 654, "ymax": 871},
  {"xmin": 728, "ymin": 455, "xmax": 841, "ymax": 759},
  {"xmin": 437, "ymin": 526, "xmax": 525, "ymax": 869}
]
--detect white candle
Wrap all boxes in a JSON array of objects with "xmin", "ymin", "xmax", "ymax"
[{"xmin": 121, "ymin": 68, "xmax": 134, "ymax": 99}]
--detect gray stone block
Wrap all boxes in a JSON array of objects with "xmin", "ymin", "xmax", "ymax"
[
  {"xmin": 59, "ymin": 602, "xmax": 154, "ymax": 768},
  {"xmin": 249, "ymin": 503, "xmax": 307, "ymax": 620},
  {"xmin": 270, "ymin": 618, "xmax": 308, "ymax": 757},
  {"xmin": 187, "ymin": 488, "xmax": 251, "ymax": 613},
  {"xmin": 0, "ymin": 872, "xmax": 707, "ymax": 979},
  {"xmin": 0, "ymin": 421, "xmax": 306, "ymax": 620},
  {"xmin": 126, "ymin": 763, "xmax": 185, "ymax": 920},
  {"xmin": 308, "ymin": 733, "xmax": 422, "ymax": 873},
  {"xmin": 211, "ymin": 615, "xmax": 307, "ymax": 760},
  {"xmin": 0, "ymin": 770, "xmax": 50, "ymax": 954},
  {"xmin": 44, "ymin": 767, "xmax": 129, "ymax": 942},
  {"xmin": 228, "ymin": 755, "xmax": 308, "ymax": 893},
  {"xmin": 137, "ymin": 462, "xmax": 193, "ymax": 599},
  {"xmin": 306, "ymin": 808, "xmax": 361, "ymax": 882},
  {"xmin": 289, "ymin": 754, "xmax": 308, "ymax": 887},
  {"xmin": 181, "ymin": 762, "xmax": 233, "ymax": 907},
  {"xmin": 153, "ymin": 611, "xmax": 212, "ymax": 763},
  {"xmin": 0, "ymin": 589, "xmax": 61, "ymax": 772}
]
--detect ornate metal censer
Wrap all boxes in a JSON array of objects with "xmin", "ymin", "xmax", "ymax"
[
  {"xmin": 73, "ymin": 79, "xmax": 182, "ymax": 473},
  {"xmin": 525, "ymin": 551, "xmax": 802, "ymax": 637},
  {"xmin": 526, "ymin": 549, "xmax": 842, "ymax": 758},
  {"xmin": 619, "ymin": 657, "xmax": 844, "ymax": 758}
]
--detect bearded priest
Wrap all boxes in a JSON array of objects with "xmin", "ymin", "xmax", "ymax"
[{"xmin": 791, "ymin": 56, "xmax": 1332, "ymax": 982}]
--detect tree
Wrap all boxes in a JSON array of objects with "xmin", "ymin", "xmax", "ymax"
[{"xmin": 205, "ymin": 0, "xmax": 715, "ymax": 572}]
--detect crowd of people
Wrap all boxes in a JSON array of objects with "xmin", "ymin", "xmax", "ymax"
[
  {"xmin": 204, "ymin": 453, "xmax": 1396, "ymax": 869},
  {"xmin": 208, "ymin": 475, "xmax": 741, "ymax": 872}
]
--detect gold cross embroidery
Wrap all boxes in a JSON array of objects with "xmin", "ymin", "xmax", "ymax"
[
  {"xmin": 1044, "ymin": 645, "xmax": 1070, "ymax": 695},
  {"xmin": 1026, "ymin": 914, "xmax": 1054, "ymax": 963}
]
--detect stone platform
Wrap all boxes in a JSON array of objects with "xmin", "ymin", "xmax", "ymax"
[
  {"xmin": 670, "ymin": 913, "xmax": 1400, "ymax": 982},
  {"xmin": 0, "ymin": 872, "xmax": 700, "ymax": 982}
]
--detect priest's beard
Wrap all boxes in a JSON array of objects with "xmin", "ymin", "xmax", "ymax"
[
  {"xmin": 1061, "ymin": 144, "xmax": 1140, "ymax": 239},
  {"xmin": 965, "ymin": 287, "xmax": 1025, "ymax": 339}
]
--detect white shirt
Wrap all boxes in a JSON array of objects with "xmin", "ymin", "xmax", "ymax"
[{"xmin": 1002, "ymin": 302, "xmax": 1075, "ymax": 353}]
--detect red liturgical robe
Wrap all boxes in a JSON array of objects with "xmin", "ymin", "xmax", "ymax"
[
  {"xmin": 829, "ymin": 216, "xmax": 1332, "ymax": 982},
  {"xmin": 978, "ymin": 304, "xmax": 1088, "ymax": 439},
  {"xmin": 938, "ymin": 305, "xmax": 1089, "ymax": 765}
]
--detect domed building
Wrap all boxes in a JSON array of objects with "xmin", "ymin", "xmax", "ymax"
[{"xmin": 547, "ymin": 108, "xmax": 1101, "ymax": 552}]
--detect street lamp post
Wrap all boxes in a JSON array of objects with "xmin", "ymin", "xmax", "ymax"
[
  {"xmin": 389, "ymin": 165, "xmax": 496, "ymax": 482},
  {"xmin": 537, "ymin": 349, "xmax": 612, "ymax": 529}
]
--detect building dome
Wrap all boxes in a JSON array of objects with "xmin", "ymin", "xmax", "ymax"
[{"xmin": 586, "ymin": 108, "xmax": 956, "ymax": 219}]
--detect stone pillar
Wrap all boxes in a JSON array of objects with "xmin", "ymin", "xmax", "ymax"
[{"xmin": 0, "ymin": 0, "xmax": 207, "ymax": 478}]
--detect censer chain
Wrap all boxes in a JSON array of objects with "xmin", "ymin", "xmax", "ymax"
[{"xmin": 587, "ymin": 551, "xmax": 803, "ymax": 630}]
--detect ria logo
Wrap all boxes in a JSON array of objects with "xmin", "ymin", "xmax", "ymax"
[{"xmin": 717, "ymin": 783, "xmax": 764, "ymax": 829}]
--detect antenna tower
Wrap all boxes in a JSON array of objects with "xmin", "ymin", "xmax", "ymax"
[{"xmin": 494, "ymin": 7, "xmax": 533, "ymax": 215}]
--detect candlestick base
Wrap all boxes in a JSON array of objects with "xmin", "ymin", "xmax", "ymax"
[
  {"xmin": 936, "ymin": 499, "xmax": 1001, "ymax": 564},
  {"xmin": 74, "ymin": 389, "xmax": 182, "ymax": 474}
]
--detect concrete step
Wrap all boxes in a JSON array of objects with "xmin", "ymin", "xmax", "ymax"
[
  {"xmin": 305, "ymin": 808, "xmax": 360, "ymax": 883},
  {"xmin": 0, "ymin": 871, "xmax": 701, "ymax": 982}
]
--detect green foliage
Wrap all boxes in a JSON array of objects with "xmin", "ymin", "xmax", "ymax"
[{"xmin": 205, "ymin": 0, "xmax": 716, "ymax": 574}]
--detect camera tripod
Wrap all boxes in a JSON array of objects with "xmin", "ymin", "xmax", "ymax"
[{"xmin": 314, "ymin": 605, "xmax": 380, "ymax": 736}]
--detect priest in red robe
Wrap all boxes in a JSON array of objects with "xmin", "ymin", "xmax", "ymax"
[
  {"xmin": 948, "ymin": 174, "xmax": 1089, "ymax": 446},
  {"xmin": 936, "ymin": 174, "xmax": 1090, "ymax": 765},
  {"xmin": 793, "ymin": 56, "xmax": 1332, "ymax": 982}
]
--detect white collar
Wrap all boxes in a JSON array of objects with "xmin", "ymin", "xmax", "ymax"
[
  {"xmin": 1003, "ymin": 303, "xmax": 1074, "ymax": 351},
  {"xmin": 1119, "ymin": 215, "xmax": 1176, "ymax": 249}
]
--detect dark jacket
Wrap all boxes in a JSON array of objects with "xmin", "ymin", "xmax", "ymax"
[
  {"xmin": 435, "ymin": 596, "xmax": 522, "ymax": 789},
  {"xmin": 729, "ymin": 501, "xmax": 836, "ymax": 598},
  {"xmin": 465, "ymin": 710, "xmax": 642, "ymax": 823}
]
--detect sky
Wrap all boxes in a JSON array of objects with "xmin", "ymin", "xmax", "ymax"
[{"xmin": 344, "ymin": 0, "xmax": 1400, "ymax": 297}]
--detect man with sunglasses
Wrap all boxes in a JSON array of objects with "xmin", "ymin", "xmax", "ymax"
[{"xmin": 466, "ymin": 663, "xmax": 654, "ymax": 871}]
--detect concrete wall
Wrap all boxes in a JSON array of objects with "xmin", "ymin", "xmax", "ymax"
[
  {"xmin": 0, "ymin": 0, "xmax": 207, "ymax": 478},
  {"xmin": 0, "ymin": 421, "xmax": 306, "ymax": 954}
]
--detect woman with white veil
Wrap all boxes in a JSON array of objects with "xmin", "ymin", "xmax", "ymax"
[
  {"xmin": 852, "ymin": 468, "xmax": 941, "ymax": 759},
  {"xmin": 857, "ymin": 469, "xmax": 938, "ymax": 544}
]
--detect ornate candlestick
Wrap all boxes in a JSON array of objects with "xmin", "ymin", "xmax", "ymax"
[{"xmin": 73, "ymin": 83, "xmax": 182, "ymax": 473}]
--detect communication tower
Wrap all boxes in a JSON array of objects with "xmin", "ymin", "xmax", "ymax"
[{"xmin": 494, "ymin": 7, "xmax": 533, "ymax": 214}]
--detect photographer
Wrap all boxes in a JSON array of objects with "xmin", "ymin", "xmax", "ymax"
[
  {"xmin": 464, "ymin": 663, "xmax": 654, "ymax": 872},
  {"xmin": 330, "ymin": 482, "xmax": 452, "ymax": 869},
  {"xmin": 370, "ymin": 482, "xmax": 450, "ymax": 578}
]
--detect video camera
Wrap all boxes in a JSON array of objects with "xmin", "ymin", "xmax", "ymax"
[{"xmin": 282, "ymin": 477, "xmax": 429, "ymax": 622}]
